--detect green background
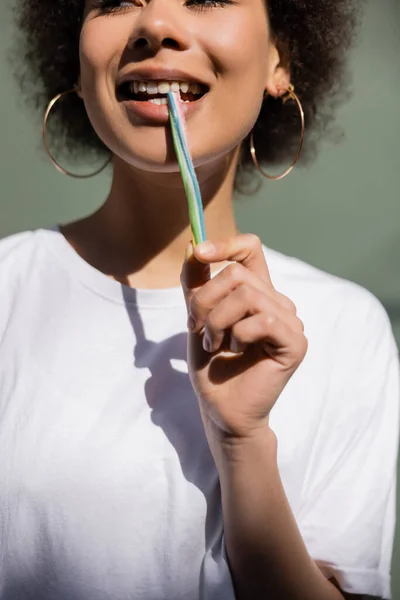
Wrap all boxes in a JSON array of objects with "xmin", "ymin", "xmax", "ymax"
[{"xmin": 1, "ymin": 0, "xmax": 399, "ymax": 597}]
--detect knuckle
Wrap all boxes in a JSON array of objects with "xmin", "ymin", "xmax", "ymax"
[
  {"xmin": 257, "ymin": 291, "xmax": 272, "ymax": 312},
  {"xmin": 295, "ymin": 335, "xmax": 308, "ymax": 359},
  {"xmin": 278, "ymin": 293, "xmax": 297, "ymax": 314},
  {"xmin": 262, "ymin": 313, "xmax": 277, "ymax": 328},
  {"xmin": 290, "ymin": 315, "xmax": 304, "ymax": 334},
  {"xmin": 244, "ymin": 233, "xmax": 262, "ymax": 251},
  {"xmin": 237, "ymin": 282, "xmax": 253, "ymax": 301},
  {"xmin": 287, "ymin": 331, "xmax": 308, "ymax": 362},
  {"xmin": 225, "ymin": 262, "xmax": 244, "ymax": 284}
]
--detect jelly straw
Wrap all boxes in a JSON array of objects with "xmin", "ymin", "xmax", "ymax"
[{"xmin": 167, "ymin": 90, "xmax": 206, "ymax": 246}]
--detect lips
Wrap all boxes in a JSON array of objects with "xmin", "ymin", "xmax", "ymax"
[
  {"xmin": 120, "ymin": 92, "xmax": 208, "ymax": 125},
  {"xmin": 117, "ymin": 65, "xmax": 210, "ymax": 101},
  {"xmin": 115, "ymin": 66, "xmax": 211, "ymax": 124},
  {"xmin": 117, "ymin": 66, "xmax": 211, "ymax": 90}
]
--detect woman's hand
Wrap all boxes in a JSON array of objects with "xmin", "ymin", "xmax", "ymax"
[{"xmin": 181, "ymin": 234, "xmax": 307, "ymax": 442}]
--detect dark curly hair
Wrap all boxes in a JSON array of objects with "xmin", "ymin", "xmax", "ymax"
[{"xmin": 12, "ymin": 0, "xmax": 363, "ymax": 190}]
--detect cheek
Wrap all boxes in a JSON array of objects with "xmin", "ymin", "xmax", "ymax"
[
  {"xmin": 204, "ymin": 13, "xmax": 271, "ymax": 137},
  {"xmin": 79, "ymin": 19, "xmax": 126, "ymax": 90},
  {"xmin": 210, "ymin": 14, "xmax": 269, "ymax": 76},
  {"xmin": 80, "ymin": 23, "xmax": 105, "ymax": 80},
  {"xmin": 78, "ymin": 20, "xmax": 127, "ymax": 142},
  {"xmin": 206, "ymin": 10, "xmax": 269, "ymax": 93}
]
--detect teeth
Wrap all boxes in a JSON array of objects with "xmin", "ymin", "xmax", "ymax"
[
  {"xmin": 129, "ymin": 80, "xmax": 203, "ymax": 96},
  {"xmin": 157, "ymin": 82, "xmax": 170, "ymax": 94},
  {"xmin": 146, "ymin": 81, "xmax": 158, "ymax": 95},
  {"xmin": 149, "ymin": 97, "xmax": 168, "ymax": 105},
  {"xmin": 188, "ymin": 82, "xmax": 200, "ymax": 94}
]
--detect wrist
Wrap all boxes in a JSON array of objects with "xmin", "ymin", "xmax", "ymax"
[{"xmin": 212, "ymin": 424, "xmax": 278, "ymax": 472}]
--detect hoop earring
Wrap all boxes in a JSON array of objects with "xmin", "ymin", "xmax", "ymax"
[
  {"xmin": 43, "ymin": 86, "xmax": 112, "ymax": 179},
  {"xmin": 249, "ymin": 84, "xmax": 305, "ymax": 181}
]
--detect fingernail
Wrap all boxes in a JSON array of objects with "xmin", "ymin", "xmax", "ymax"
[
  {"xmin": 196, "ymin": 241, "xmax": 215, "ymax": 256},
  {"xmin": 187, "ymin": 315, "xmax": 196, "ymax": 331},
  {"xmin": 230, "ymin": 337, "xmax": 245, "ymax": 354},
  {"xmin": 185, "ymin": 241, "xmax": 194, "ymax": 261},
  {"xmin": 202, "ymin": 331, "xmax": 212, "ymax": 352}
]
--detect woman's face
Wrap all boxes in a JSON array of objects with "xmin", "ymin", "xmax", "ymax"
[{"xmin": 80, "ymin": 0, "xmax": 285, "ymax": 172}]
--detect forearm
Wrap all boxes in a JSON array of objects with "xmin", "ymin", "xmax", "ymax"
[{"xmin": 214, "ymin": 427, "xmax": 344, "ymax": 600}]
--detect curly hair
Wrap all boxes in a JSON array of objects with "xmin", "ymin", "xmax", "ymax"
[{"xmin": 12, "ymin": 0, "xmax": 364, "ymax": 189}]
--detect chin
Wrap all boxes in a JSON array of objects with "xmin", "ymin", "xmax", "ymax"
[
  {"xmin": 88, "ymin": 106, "xmax": 239, "ymax": 174},
  {"xmin": 107, "ymin": 134, "xmax": 223, "ymax": 174}
]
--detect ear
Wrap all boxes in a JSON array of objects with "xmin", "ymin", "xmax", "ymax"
[{"xmin": 264, "ymin": 43, "xmax": 291, "ymax": 99}]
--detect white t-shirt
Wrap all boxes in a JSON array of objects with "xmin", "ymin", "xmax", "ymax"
[{"xmin": 0, "ymin": 225, "xmax": 398, "ymax": 600}]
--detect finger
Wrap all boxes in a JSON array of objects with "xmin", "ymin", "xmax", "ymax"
[
  {"xmin": 231, "ymin": 312, "xmax": 308, "ymax": 367},
  {"xmin": 180, "ymin": 241, "xmax": 211, "ymax": 313},
  {"xmin": 275, "ymin": 291, "xmax": 298, "ymax": 315},
  {"xmin": 193, "ymin": 233, "xmax": 273, "ymax": 288},
  {"xmin": 188, "ymin": 261, "xmax": 273, "ymax": 334},
  {"xmin": 202, "ymin": 284, "xmax": 303, "ymax": 353}
]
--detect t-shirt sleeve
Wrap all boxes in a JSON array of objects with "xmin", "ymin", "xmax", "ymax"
[{"xmin": 297, "ymin": 286, "xmax": 399, "ymax": 599}]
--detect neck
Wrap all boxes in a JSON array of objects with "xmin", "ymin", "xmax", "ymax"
[{"xmin": 61, "ymin": 146, "xmax": 242, "ymax": 289}]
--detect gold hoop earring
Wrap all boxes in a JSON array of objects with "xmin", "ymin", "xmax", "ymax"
[
  {"xmin": 249, "ymin": 84, "xmax": 305, "ymax": 181},
  {"xmin": 43, "ymin": 86, "xmax": 112, "ymax": 179}
]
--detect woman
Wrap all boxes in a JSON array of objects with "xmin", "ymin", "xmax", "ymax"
[{"xmin": 0, "ymin": 0, "xmax": 398, "ymax": 599}]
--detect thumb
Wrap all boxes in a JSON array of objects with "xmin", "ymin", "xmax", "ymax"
[{"xmin": 180, "ymin": 240, "xmax": 211, "ymax": 313}]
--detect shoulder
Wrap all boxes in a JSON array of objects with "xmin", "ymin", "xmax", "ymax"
[
  {"xmin": 0, "ymin": 228, "xmax": 36, "ymax": 256},
  {"xmin": 0, "ymin": 227, "xmax": 62, "ymax": 345},
  {"xmin": 262, "ymin": 244, "xmax": 397, "ymax": 358},
  {"xmin": 0, "ymin": 229, "xmax": 36, "ymax": 283},
  {"xmin": 0, "ymin": 227, "xmax": 54, "ymax": 303},
  {"xmin": 0, "ymin": 227, "xmax": 54, "ymax": 269},
  {"xmin": 262, "ymin": 243, "xmax": 392, "ymax": 325},
  {"xmin": 0, "ymin": 228, "xmax": 45, "ymax": 265}
]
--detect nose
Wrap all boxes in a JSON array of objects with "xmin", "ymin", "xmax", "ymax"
[{"xmin": 128, "ymin": 0, "xmax": 191, "ymax": 54}]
